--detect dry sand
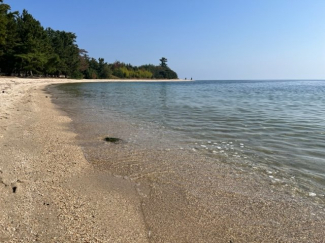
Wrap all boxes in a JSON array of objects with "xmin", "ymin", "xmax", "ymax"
[{"xmin": 1, "ymin": 77, "xmax": 325, "ymax": 242}]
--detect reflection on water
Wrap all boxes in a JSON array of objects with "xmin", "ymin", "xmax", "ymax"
[{"xmin": 54, "ymin": 80, "xmax": 325, "ymax": 201}]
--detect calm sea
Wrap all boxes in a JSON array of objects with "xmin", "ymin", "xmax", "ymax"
[{"xmin": 52, "ymin": 80, "xmax": 325, "ymax": 202}]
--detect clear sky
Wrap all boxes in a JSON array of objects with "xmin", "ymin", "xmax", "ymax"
[{"xmin": 6, "ymin": 0, "xmax": 325, "ymax": 80}]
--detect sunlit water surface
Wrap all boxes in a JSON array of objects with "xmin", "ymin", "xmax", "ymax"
[{"xmin": 53, "ymin": 80, "xmax": 325, "ymax": 202}]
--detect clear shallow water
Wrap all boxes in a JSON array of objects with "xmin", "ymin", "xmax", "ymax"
[{"xmin": 54, "ymin": 80, "xmax": 325, "ymax": 201}]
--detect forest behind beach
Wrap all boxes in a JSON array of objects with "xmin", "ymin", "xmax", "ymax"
[{"xmin": 0, "ymin": 0, "xmax": 178, "ymax": 79}]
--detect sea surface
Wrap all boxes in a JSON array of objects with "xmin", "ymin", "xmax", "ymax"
[{"xmin": 51, "ymin": 80, "xmax": 325, "ymax": 204}]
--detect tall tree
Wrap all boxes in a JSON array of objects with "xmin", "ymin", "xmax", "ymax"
[
  {"xmin": 15, "ymin": 9, "xmax": 51, "ymax": 76},
  {"xmin": 47, "ymin": 28, "xmax": 80, "ymax": 77},
  {"xmin": 0, "ymin": 0, "xmax": 20, "ymax": 74},
  {"xmin": 159, "ymin": 57, "xmax": 167, "ymax": 67},
  {"xmin": 78, "ymin": 48, "xmax": 89, "ymax": 73},
  {"xmin": 0, "ymin": 0, "xmax": 10, "ymax": 50},
  {"xmin": 97, "ymin": 58, "xmax": 111, "ymax": 78}
]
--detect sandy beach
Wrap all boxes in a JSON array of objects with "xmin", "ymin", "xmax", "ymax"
[
  {"xmin": 1, "ymin": 78, "xmax": 325, "ymax": 242},
  {"xmin": 0, "ymin": 78, "xmax": 168, "ymax": 242}
]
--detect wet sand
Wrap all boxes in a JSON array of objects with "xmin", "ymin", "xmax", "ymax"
[{"xmin": 1, "ymin": 77, "xmax": 325, "ymax": 242}]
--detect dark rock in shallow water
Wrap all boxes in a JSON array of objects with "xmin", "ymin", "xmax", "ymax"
[{"xmin": 104, "ymin": 137, "xmax": 121, "ymax": 143}]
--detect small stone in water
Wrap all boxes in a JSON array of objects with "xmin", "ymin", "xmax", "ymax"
[
  {"xmin": 309, "ymin": 192, "xmax": 316, "ymax": 197},
  {"xmin": 104, "ymin": 137, "xmax": 121, "ymax": 143}
]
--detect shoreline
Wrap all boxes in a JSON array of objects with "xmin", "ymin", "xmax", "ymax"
[
  {"xmin": 1, "ymin": 78, "xmax": 325, "ymax": 242},
  {"xmin": 0, "ymin": 78, "xmax": 149, "ymax": 241},
  {"xmin": 0, "ymin": 77, "xmax": 193, "ymax": 82}
]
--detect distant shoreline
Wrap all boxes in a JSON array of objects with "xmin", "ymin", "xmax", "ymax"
[{"xmin": 0, "ymin": 76, "xmax": 193, "ymax": 82}]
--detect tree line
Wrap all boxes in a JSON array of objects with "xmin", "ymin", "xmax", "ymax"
[{"xmin": 0, "ymin": 0, "xmax": 178, "ymax": 79}]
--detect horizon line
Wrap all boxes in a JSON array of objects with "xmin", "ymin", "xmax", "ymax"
[{"xmin": 193, "ymin": 79, "xmax": 325, "ymax": 81}]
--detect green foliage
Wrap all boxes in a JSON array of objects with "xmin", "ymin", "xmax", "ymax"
[
  {"xmin": 46, "ymin": 28, "xmax": 80, "ymax": 77},
  {"xmin": 70, "ymin": 70, "xmax": 83, "ymax": 79},
  {"xmin": 0, "ymin": 1, "xmax": 179, "ymax": 79},
  {"xmin": 14, "ymin": 10, "xmax": 53, "ymax": 75},
  {"xmin": 140, "ymin": 61, "xmax": 178, "ymax": 79},
  {"xmin": 0, "ymin": 0, "xmax": 20, "ymax": 73},
  {"xmin": 0, "ymin": 0, "xmax": 10, "ymax": 47},
  {"xmin": 0, "ymin": 5, "xmax": 19, "ymax": 74},
  {"xmin": 99, "ymin": 64, "xmax": 111, "ymax": 79},
  {"xmin": 159, "ymin": 57, "xmax": 167, "ymax": 67},
  {"xmin": 0, "ymin": 1, "xmax": 82, "ymax": 77}
]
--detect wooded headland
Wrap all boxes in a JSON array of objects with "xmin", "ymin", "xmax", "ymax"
[{"xmin": 0, "ymin": 1, "xmax": 178, "ymax": 79}]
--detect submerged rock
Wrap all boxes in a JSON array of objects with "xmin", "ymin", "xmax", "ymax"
[{"xmin": 104, "ymin": 137, "xmax": 121, "ymax": 143}]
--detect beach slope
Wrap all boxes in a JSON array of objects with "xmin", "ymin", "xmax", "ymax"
[{"xmin": 0, "ymin": 78, "xmax": 153, "ymax": 242}]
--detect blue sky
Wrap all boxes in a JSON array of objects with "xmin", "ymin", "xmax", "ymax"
[{"xmin": 6, "ymin": 0, "xmax": 325, "ymax": 80}]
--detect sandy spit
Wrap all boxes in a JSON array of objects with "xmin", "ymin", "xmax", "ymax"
[{"xmin": 0, "ymin": 78, "xmax": 158, "ymax": 242}]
